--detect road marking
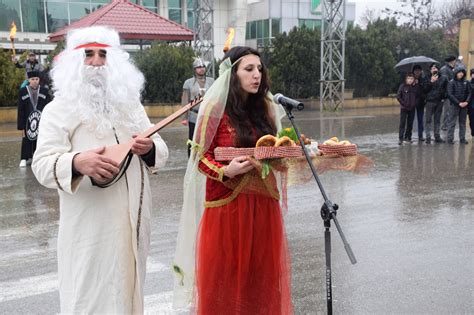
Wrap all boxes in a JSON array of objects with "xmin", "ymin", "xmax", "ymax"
[{"xmin": 0, "ymin": 259, "xmax": 169, "ymax": 303}]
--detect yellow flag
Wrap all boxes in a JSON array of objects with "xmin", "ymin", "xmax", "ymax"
[{"xmin": 223, "ymin": 28, "xmax": 235, "ymax": 53}]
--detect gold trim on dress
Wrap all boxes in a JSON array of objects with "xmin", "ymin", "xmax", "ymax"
[
  {"xmin": 204, "ymin": 174, "xmax": 250, "ymax": 208},
  {"xmin": 200, "ymin": 157, "xmax": 224, "ymax": 182}
]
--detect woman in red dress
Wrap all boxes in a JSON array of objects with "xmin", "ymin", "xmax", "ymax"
[{"xmin": 173, "ymin": 47, "xmax": 293, "ymax": 314}]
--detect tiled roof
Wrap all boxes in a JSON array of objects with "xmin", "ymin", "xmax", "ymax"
[{"xmin": 49, "ymin": 0, "xmax": 194, "ymax": 42}]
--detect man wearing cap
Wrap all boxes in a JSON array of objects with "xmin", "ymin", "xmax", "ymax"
[
  {"xmin": 181, "ymin": 58, "xmax": 214, "ymax": 156},
  {"xmin": 32, "ymin": 26, "xmax": 168, "ymax": 313},
  {"xmin": 13, "ymin": 51, "xmax": 44, "ymax": 75},
  {"xmin": 17, "ymin": 71, "xmax": 51, "ymax": 167},
  {"xmin": 440, "ymin": 55, "xmax": 457, "ymax": 130}
]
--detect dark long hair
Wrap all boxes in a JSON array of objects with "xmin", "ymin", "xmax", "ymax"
[{"xmin": 223, "ymin": 46, "xmax": 277, "ymax": 147}]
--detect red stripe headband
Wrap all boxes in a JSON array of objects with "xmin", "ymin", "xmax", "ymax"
[{"xmin": 74, "ymin": 42, "xmax": 111, "ymax": 50}]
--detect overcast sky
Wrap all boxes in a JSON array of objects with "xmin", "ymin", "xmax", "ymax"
[{"xmin": 350, "ymin": 0, "xmax": 447, "ymax": 25}]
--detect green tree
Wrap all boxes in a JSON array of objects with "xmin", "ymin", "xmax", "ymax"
[
  {"xmin": 134, "ymin": 44, "xmax": 195, "ymax": 103},
  {"xmin": 0, "ymin": 50, "xmax": 26, "ymax": 107},
  {"xmin": 268, "ymin": 26, "xmax": 321, "ymax": 99},
  {"xmin": 345, "ymin": 19, "xmax": 399, "ymax": 97}
]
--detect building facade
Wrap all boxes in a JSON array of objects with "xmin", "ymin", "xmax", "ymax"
[{"xmin": 0, "ymin": 0, "xmax": 355, "ymax": 60}]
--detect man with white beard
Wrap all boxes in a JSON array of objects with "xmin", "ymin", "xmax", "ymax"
[{"xmin": 32, "ymin": 26, "xmax": 168, "ymax": 313}]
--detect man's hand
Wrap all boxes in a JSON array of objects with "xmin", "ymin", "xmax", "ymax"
[
  {"xmin": 180, "ymin": 119, "xmax": 188, "ymax": 126},
  {"xmin": 73, "ymin": 146, "xmax": 120, "ymax": 182},
  {"xmin": 431, "ymin": 75, "xmax": 438, "ymax": 83},
  {"xmin": 223, "ymin": 156, "xmax": 254, "ymax": 179},
  {"xmin": 131, "ymin": 134, "xmax": 153, "ymax": 156},
  {"xmin": 459, "ymin": 102, "xmax": 468, "ymax": 108}
]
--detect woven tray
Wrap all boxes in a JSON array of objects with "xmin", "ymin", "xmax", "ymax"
[
  {"xmin": 214, "ymin": 146, "xmax": 303, "ymax": 161},
  {"xmin": 317, "ymin": 144, "xmax": 357, "ymax": 156}
]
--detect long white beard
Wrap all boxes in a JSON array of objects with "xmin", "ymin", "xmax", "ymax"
[{"xmin": 77, "ymin": 65, "xmax": 141, "ymax": 138}]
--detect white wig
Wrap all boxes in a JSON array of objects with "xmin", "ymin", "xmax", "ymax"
[{"xmin": 50, "ymin": 26, "xmax": 145, "ymax": 137}]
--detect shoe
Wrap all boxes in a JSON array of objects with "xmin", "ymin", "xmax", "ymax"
[
  {"xmin": 434, "ymin": 137, "xmax": 445, "ymax": 143},
  {"xmin": 403, "ymin": 140, "xmax": 413, "ymax": 144},
  {"xmin": 419, "ymin": 137, "xmax": 425, "ymax": 142},
  {"xmin": 425, "ymin": 137, "xmax": 431, "ymax": 144},
  {"xmin": 447, "ymin": 140, "xmax": 455, "ymax": 144},
  {"xmin": 398, "ymin": 141, "xmax": 403, "ymax": 145},
  {"xmin": 26, "ymin": 158, "xmax": 32, "ymax": 165},
  {"xmin": 19, "ymin": 160, "xmax": 27, "ymax": 167},
  {"xmin": 460, "ymin": 139, "xmax": 468, "ymax": 144}
]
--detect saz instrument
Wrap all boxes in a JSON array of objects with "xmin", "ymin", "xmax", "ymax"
[{"xmin": 93, "ymin": 96, "xmax": 203, "ymax": 188}]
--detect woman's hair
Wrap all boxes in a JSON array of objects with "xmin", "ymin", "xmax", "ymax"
[{"xmin": 223, "ymin": 46, "xmax": 277, "ymax": 147}]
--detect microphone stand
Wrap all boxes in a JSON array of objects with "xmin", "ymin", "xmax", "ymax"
[{"xmin": 283, "ymin": 105, "xmax": 357, "ymax": 315}]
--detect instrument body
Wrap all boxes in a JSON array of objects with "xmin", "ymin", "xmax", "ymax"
[{"xmin": 93, "ymin": 96, "xmax": 203, "ymax": 187}]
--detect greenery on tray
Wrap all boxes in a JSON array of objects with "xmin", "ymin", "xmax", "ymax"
[{"xmin": 278, "ymin": 127, "xmax": 298, "ymax": 143}]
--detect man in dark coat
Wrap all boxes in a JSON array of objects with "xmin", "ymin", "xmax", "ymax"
[
  {"xmin": 423, "ymin": 63, "xmax": 448, "ymax": 143},
  {"xmin": 440, "ymin": 55, "xmax": 456, "ymax": 130},
  {"xmin": 446, "ymin": 66, "xmax": 471, "ymax": 144},
  {"xmin": 17, "ymin": 71, "xmax": 51, "ymax": 167}
]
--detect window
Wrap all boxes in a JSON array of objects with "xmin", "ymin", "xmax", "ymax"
[
  {"xmin": 246, "ymin": 19, "xmax": 274, "ymax": 46},
  {"xmin": 186, "ymin": 0, "xmax": 194, "ymax": 29},
  {"xmin": 46, "ymin": 1, "xmax": 68, "ymax": 33},
  {"xmin": 69, "ymin": 2, "xmax": 91, "ymax": 23},
  {"xmin": 0, "ymin": 0, "xmax": 21, "ymax": 32},
  {"xmin": 168, "ymin": 0, "xmax": 182, "ymax": 24},
  {"xmin": 299, "ymin": 19, "xmax": 321, "ymax": 30}
]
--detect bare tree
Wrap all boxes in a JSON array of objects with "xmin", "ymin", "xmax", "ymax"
[
  {"xmin": 382, "ymin": 0, "xmax": 438, "ymax": 29},
  {"xmin": 438, "ymin": 0, "xmax": 474, "ymax": 35},
  {"xmin": 359, "ymin": 8, "xmax": 380, "ymax": 28}
]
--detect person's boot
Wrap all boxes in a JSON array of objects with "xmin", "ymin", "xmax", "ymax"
[
  {"xmin": 434, "ymin": 135, "xmax": 445, "ymax": 143},
  {"xmin": 460, "ymin": 139, "xmax": 469, "ymax": 144},
  {"xmin": 425, "ymin": 136, "xmax": 431, "ymax": 144}
]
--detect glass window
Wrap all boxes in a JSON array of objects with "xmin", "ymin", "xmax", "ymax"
[
  {"xmin": 262, "ymin": 19, "xmax": 269, "ymax": 38},
  {"xmin": 46, "ymin": 2, "xmax": 68, "ymax": 33},
  {"xmin": 168, "ymin": 8, "xmax": 181, "ymax": 23},
  {"xmin": 20, "ymin": 0, "xmax": 46, "ymax": 32},
  {"xmin": 168, "ymin": 0, "xmax": 180, "ymax": 8},
  {"xmin": 90, "ymin": 3, "xmax": 104, "ymax": 12},
  {"xmin": 145, "ymin": 6, "xmax": 158, "ymax": 13},
  {"xmin": 69, "ymin": 2, "xmax": 91, "ymax": 23},
  {"xmin": 142, "ymin": 0, "xmax": 159, "ymax": 6},
  {"xmin": 256, "ymin": 20, "xmax": 262, "ymax": 38},
  {"xmin": 187, "ymin": 10, "xmax": 193, "ymax": 29},
  {"xmin": 271, "ymin": 18, "xmax": 280, "ymax": 36},
  {"xmin": 0, "ymin": 0, "xmax": 21, "ymax": 32},
  {"xmin": 186, "ymin": 0, "xmax": 193, "ymax": 8},
  {"xmin": 92, "ymin": 0, "xmax": 110, "ymax": 3},
  {"xmin": 249, "ymin": 21, "xmax": 256, "ymax": 39}
]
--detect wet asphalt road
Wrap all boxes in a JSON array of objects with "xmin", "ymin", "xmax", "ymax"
[{"xmin": 1, "ymin": 107, "xmax": 473, "ymax": 314}]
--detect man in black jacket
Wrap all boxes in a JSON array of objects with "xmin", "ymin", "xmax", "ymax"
[
  {"xmin": 446, "ymin": 66, "xmax": 471, "ymax": 144},
  {"xmin": 423, "ymin": 63, "xmax": 447, "ymax": 143},
  {"xmin": 17, "ymin": 71, "xmax": 51, "ymax": 167}
]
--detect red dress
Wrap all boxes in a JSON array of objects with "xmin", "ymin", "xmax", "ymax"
[{"xmin": 196, "ymin": 114, "xmax": 293, "ymax": 314}]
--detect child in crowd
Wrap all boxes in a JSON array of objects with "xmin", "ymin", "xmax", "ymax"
[{"xmin": 397, "ymin": 73, "xmax": 418, "ymax": 145}]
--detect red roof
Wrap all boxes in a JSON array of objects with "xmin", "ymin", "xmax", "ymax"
[{"xmin": 49, "ymin": 0, "xmax": 194, "ymax": 42}]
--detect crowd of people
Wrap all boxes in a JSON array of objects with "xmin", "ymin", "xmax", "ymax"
[{"xmin": 397, "ymin": 55, "xmax": 473, "ymax": 145}]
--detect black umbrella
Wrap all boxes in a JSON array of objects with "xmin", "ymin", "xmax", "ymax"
[{"xmin": 394, "ymin": 56, "xmax": 438, "ymax": 72}]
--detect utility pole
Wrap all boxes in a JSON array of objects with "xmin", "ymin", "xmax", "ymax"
[
  {"xmin": 194, "ymin": 0, "xmax": 215, "ymax": 77},
  {"xmin": 320, "ymin": 0, "xmax": 346, "ymax": 111}
]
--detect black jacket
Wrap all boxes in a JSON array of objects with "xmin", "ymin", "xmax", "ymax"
[
  {"xmin": 17, "ymin": 85, "xmax": 51, "ymax": 130},
  {"xmin": 447, "ymin": 67, "xmax": 471, "ymax": 107},
  {"xmin": 397, "ymin": 83, "xmax": 417, "ymax": 110},
  {"xmin": 423, "ymin": 73, "xmax": 448, "ymax": 102}
]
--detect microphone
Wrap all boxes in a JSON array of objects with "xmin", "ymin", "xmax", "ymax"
[{"xmin": 273, "ymin": 93, "xmax": 304, "ymax": 111}]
